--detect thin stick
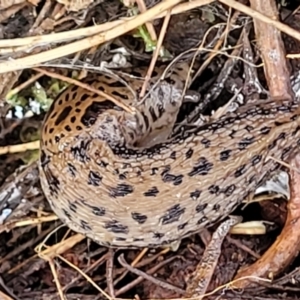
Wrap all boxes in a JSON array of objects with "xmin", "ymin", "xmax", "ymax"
[
  {"xmin": 48, "ymin": 259, "xmax": 66, "ymax": 300},
  {"xmin": 7, "ymin": 72, "xmax": 43, "ymax": 98},
  {"xmin": 118, "ymin": 254, "xmax": 185, "ymax": 295},
  {"xmin": 0, "ymin": 141, "xmax": 40, "ymax": 156},
  {"xmin": 0, "ymin": 0, "xmax": 217, "ymax": 73},
  {"xmin": 139, "ymin": 9, "xmax": 171, "ymax": 98},
  {"xmin": 0, "ymin": 0, "xmax": 182, "ymax": 73},
  {"xmin": 33, "ymin": 67, "xmax": 134, "ymax": 113},
  {"xmin": 218, "ymin": 0, "xmax": 300, "ymax": 41},
  {"xmin": 0, "ymin": 0, "xmax": 214, "ymax": 48},
  {"xmin": 58, "ymin": 254, "xmax": 111, "ymax": 300}
]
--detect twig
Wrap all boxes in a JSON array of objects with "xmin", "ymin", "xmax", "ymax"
[
  {"xmin": 62, "ymin": 252, "xmax": 109, "ymax": 293},
  {"xmin": 58, "ymin": 254, "xmax": 111, "ymax": 300},
  {"xmin": 139, "ymin": 9, "xmax": 171, "ymax": 98},
  {"xmin": 106, "ymin": 249, "xmax": 115, "ymax": 297},
  {"xmin": 192, "ymin": 9, "xmax": 241, "ymax": 83},
  {"xmin": 249, "ymin": 0, "xmax": 293, "ymax": 99},
  {"xmin": 0, "ymin": 215, "xmax": 58, "ymax": 232},
  {"xmin": 0, "ymin": 141, "xmax": 40, "ymax": 156},
  {"xmin": 0, "ymin": 0, "xmax": 216, "ymax": 73},
  {"xmin": 33, "ymin": 67, "xmax": 134, "ymax": 113},
  {"xmin": 118, "ymin": 253, "xmax": 185, "ymax": 295},
  {"xmin": 0, "ymin": 0, "xmax": 214, "ymax": 48},
  {"xmin": 6, "ymin": 72, "xmax": 43, "ymax": 98},
  {"xmin": 218, "ymin": 0, "xmax": 300, "ymax": 41},
  {"xmin": 48, "ymin": 259, "xmax": 66, "ymax": 300},
  {"xmin": 185, "ymin": 216, "xmax": 241, "ymax": 298},
  {"xmin": 0, "ymin": 0, "xmax": 181, "ymax": 73},
  {"xmin": 0, "ymin": 2, "xmax": 26, "ymax": 22},
  {"xmin": 111, "ymin": 248, "xmax": 149, "ymax": 289},
  {"xmin": 234, "ymin": 153, "xmax": 300, "ymax": 288}
]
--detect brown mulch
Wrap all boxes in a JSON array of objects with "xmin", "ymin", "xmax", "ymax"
[{"xmin": 1, "ymin": 0, "xmax": 300, "ymax": 299}]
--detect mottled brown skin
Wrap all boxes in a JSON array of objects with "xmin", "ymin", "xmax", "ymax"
[{"xmin": 39, "ymin": 65, "xmax": 300, "ymax": 248}]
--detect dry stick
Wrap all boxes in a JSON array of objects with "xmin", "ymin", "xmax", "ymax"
[
  {"xmin": 249, "ymin": 0, "xmax": 293, "ymax": 99},
  {"xmin": 115, "ymin": 255, "xmax": 179, "ymax": 296},
  {"xmin": 185, "ymin": 216, "xmax": 241, "ymax": 298},
  {"xmin": 218, "ymin": 0, "xmax": 300, "ymax": 41},
  {"xmin": 0, "ymin": 276, "xmax": 21, "ymax": 300},
  {"xmin": 139, "ymin": 9, "xmax": 171, "ymax": 98},
  {"xmin": 191, "ymin": 9, "xmax": 241, "ymax": 83},
  {"xmin": 235, "ymin": 154, "xmax": 300, "ymax": 289},
  {"xmin": 35, "ymin": 231, "xmax": 84, "ymax": 260},
  {"xmin": 110, "ymin": 248, "xmax": 149, "ymax": 289},
  {"xmin": 0, "ymin": 44, "xmax": 30, "ymax": 54},
  {"xmin": 0, "ymin": 0, "xmax": 181, "ymax": 71},
  {"xmin": 0, "ymin": 140, "xmax": 40, "ymax": 156},
  {"xmin": 0, "ymin": 0, "xmax": 216, "ymax": 73},
  {"xmin": 33, "ymin": 67, "xmax": 134, "ymax": 113},
  {"xmin": 34, "ymin": 232, "xmax": 94, "ymax": 300},
  {"xmin": 1, "ymin": 215, "xmax": 58, "ymax": 231},
  {"xmin": 36, "ymin": 227, "xmax": 107, "ymax": 298},
  {"xmin": 106, "ymin": 249, "xmax": 115, "ymax": 298},
  {"xmin": 58, "ymin": 254, "xmax": 111, "ymax": 300},
  {"xmin": 184, "ymin": 10, "xmax": 242, "ymax": 124},
  {"xmin": 0, "ymin": 225, "xmax": 56, "ymax": 265},
  {"xmin": 117, "ymin": 253, "xmax": 185, "ymax": 295},
  {"xmin": 30, "ymin": 0, "xmax": 53, "ymax": 30},
  {"xmin": 48, "ymin": 259, "xmax": 66, "ymax": 300},
  {"xmin": 232, "ymin": 0, "xmax": 299, "ymax": 289},
  {"xmin": 62, "ymin": 253, "xmax": 109, "ymax": 293},
  {"xmin": 0, "ymin": 291, "xmax": 14, "ymax": 300},
  {"xmin": 226, "ymin": 236, "xmax": 261, "ymax": 259},
  {"xmin": 7, "ymin": 72, "xmax": 43, "ymax": 97},
  {"xmin": 0, "ymin": 2, "xmax": 26, "ymax": 22},
  {"xmin": 0, "ymin": 0, "xmax": 214, "ymax": 48},
  {"xmin": 52, "ymin": 1, "xmax": 65, "ymax": 19}
]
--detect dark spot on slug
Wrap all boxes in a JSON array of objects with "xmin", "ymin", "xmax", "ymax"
[
  {"xmin": 131, "ymin": 212, "xmax": 147, "ymax": 224},
  {"xmin": 185, "ymin": 148, "xmax": 194, "ymax": 159},
  {"xmin": 234, "ymin": 164, "xmax": 247, "ymax": 178},
  {"xmin": 238, "ymin": 137, "xmax": 255, "ymax": 150},
  {"xmin": 88, "ymin": 171, "xmax": 102, "ymax": 186},
  {"xmin": 190, "ymin": 189, "xmax": 202, "ymax": 200},
  {"xmin": 220, "ymin": 149, "xmax": 232, "ymax": 161},
  {"xmin": 109, "ymin": 183, "xmax": 134, "ymax": 198},
  {"xmin": 188, "ymin": 157, "xmax": 213, "ymax": 177},
  {"xmin": 55, "ymin": 106, "xmax": 72, "ymax": 126},
  {"xmin": 160, "ymin": 204, "xmax": 185, "ymax": 225},
  {"xmin": 144, "ymin": 186, "xmax": 159, "ymax": 197},
  {"xmin": 80, "ymin": 220, "xmax": 92, "ymax": 231},
  {"xmin": 195, "ymin": 203, "xmax": 207, "ymax": 213},
  {"xmin": 104, "ymin": 220, "xmax": 129, "ymax": 234}
]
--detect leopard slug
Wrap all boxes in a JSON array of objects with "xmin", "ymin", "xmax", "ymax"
[{"xmin": 39, "ymin": 65, "xmax": 300, "ymax": 248}]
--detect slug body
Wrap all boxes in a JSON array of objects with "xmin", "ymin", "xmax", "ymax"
[{"xmin": 39, "ymin": 66, "xmax": 300, "ymax": 248}]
